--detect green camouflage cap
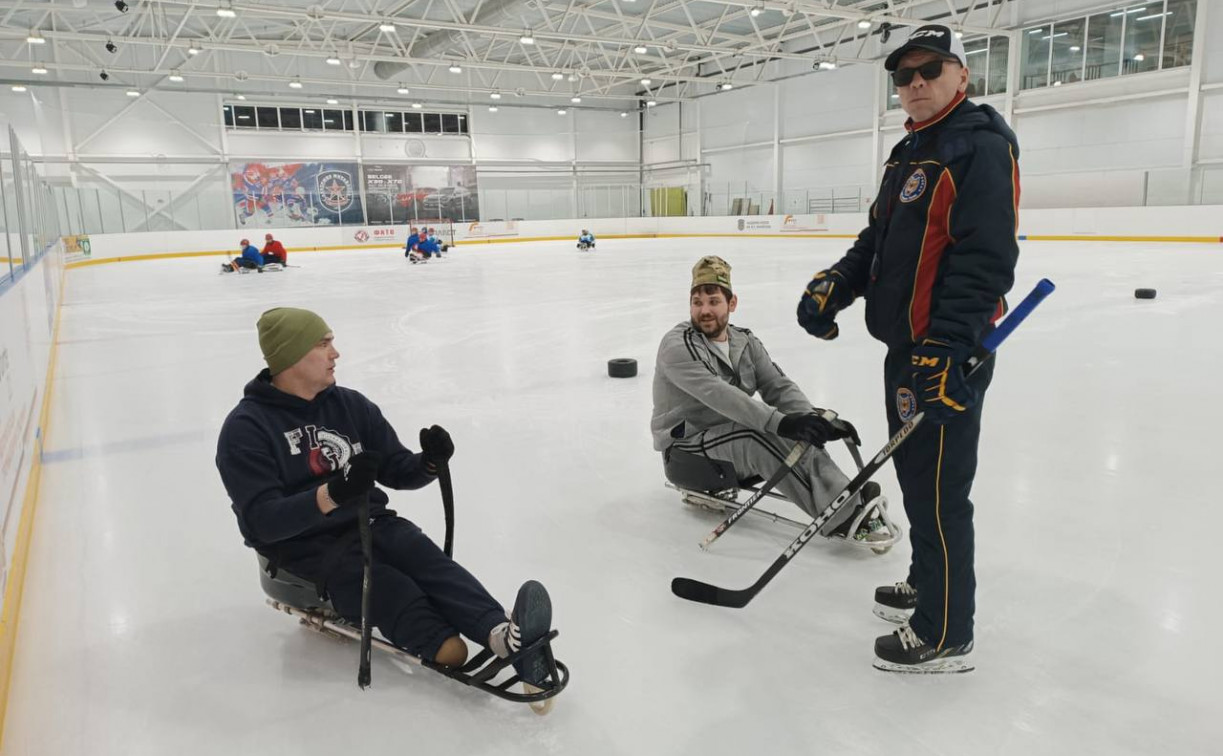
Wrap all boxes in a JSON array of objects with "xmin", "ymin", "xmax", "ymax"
[{"xmin": 690, "ymin": 255, "xmax": 732, "ymax": 294}]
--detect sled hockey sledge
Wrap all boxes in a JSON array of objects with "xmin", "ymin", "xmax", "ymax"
[
  {"xmin": 220, "ymin": 261, "xmax": 286, "ymax": 274},
  {"xmin": 577, "ymin": 241, "xmax": 595, "ymax": 251},
  {"xmin": 258, "ymin": 555, "xmax": 570, "ymax": 714},
  {"xmin": 663, "ymin": 436, "xmax": 901, "ymax": 555}
]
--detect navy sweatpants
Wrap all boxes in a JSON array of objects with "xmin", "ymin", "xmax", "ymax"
[
  {"xmin": 884, "ymin": 349, "xmax": 994, "ymax": 649},
  {"xmin": 282, "ymin": 517, "xmax": 507, "ymax": 661}
]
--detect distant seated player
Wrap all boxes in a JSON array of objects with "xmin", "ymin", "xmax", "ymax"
[
  {"xmin": 223, "ymin": 239, "xmax": 264, "ymax": 273},
  {"xmin": 405, "ymin": 226, "xmax": 425, "ymax": 264},
  {"xmin": 427, "ymin": 227, "xmax": 449, "ymax": 254},
  {"xmin": 262, "ymin": 234, "xmax": 288, "ymax": 265},
  {"xmin": 418, "ymin": 235, "xmax": 440, "ymax": 260},
  {"xmin": 577, "ymin": 230, "xmax": 595, "ymax": 250}
]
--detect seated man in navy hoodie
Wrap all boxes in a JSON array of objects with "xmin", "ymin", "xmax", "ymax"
[{"xmin": 216, "ymin": 308, "xmax": 553, "ymax": 688}]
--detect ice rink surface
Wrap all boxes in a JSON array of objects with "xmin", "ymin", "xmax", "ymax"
[{"xmin": 5, "ymin": 236, "xmax": 1220, "ymax": 755}]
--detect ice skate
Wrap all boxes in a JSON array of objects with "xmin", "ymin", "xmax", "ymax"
[
  {"xmin": 873, "ymin": 622, "xmax": 974, "ymax": 674},
  {"xmin": 873, "ymin": 580, "xmax": 917, "ymax": 624},
  {"xmin": 822, "ymin": 482, "xmax": 900, "ymax": 554}
]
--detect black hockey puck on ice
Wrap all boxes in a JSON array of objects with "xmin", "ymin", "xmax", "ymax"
[
  {"xmin": 1135, "ymin": 288, "xmax": 1157, "ymax": 299},
  {"xmin": 608, "ymin": 358, "xmax": 638, "ymax": 378}
]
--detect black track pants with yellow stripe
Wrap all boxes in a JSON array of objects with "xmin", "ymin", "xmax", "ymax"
[{"xmin": 884, "ymin": 348, "xmax": 995, "ymax": 648}]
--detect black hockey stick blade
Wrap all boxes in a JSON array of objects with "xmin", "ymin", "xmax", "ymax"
[
  {"xmin": 357, "ymin": 491, "xmax": 374, "ymax": 689},
  {"xmin": 671, "ymin": 577, "xmax": 753, "ymax": 608}
]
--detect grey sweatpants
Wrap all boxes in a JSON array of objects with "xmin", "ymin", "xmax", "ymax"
[{"xmin": 668, "ymin": 421, "xmax": 856, "ymax": 530}]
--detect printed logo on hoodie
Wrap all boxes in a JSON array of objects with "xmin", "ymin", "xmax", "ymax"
[{"xmin": 282, "ymin": 424, "xmax": 364, "ymax": 476}]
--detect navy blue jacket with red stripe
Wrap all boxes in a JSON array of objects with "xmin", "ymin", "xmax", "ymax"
[{"xmin": 832, "ymin": 93, "xmax": 1020, "ymax": 353}]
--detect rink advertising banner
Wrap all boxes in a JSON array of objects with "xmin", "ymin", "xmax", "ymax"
[
  {"xmin": 363, "ymin": 164, "xmax": 481, "ymax": 223},
  {"xmin": 230, "ymin": 161, "xmax": 365, "ymax": 228},
  {"xmin": 362, "ymin": 164, "xmax": 412, "ymax": 225}
]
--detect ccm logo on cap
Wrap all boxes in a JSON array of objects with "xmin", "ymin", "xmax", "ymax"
[{"xmin": 911, "ymin": 29, "xmax": 946, "ymax": 39}]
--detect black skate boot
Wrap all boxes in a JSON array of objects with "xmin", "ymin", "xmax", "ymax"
[
  {"xmin": 489, "ymin": 580, "xmax": 554, "ymax": 707},
  {"xmin": 873, "ymin": 623, "xmax": 974, "ymax": 674},
  {"xmin": 873, "ymin": 580, "xmax": 917, "ymax": 624}
]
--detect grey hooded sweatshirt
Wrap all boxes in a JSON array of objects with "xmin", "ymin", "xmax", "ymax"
[{"xmin": 651, "ymin": 321, "xmax": 814, "ymax": 451}]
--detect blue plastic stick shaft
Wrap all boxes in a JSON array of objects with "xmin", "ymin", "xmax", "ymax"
[{"xmin": 982, "ymin": 278, "xmax": 1056, "ymax": 354}]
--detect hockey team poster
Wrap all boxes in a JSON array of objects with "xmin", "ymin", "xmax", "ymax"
[{"xmin": 230, "ymin": 161, "xmax": 365, "ymax": 227}]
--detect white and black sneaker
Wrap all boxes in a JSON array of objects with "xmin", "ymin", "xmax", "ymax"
[
  {"xmin": 489, "ymin": 580, "xmax": 553, "ymax": 686},
  {"xmin": 873, "ymin": 623, "xmax": 974, "ymax": 674},
  {"xmin": 873, "ymin": 580, "xmax": 917, "ymax": 624}
]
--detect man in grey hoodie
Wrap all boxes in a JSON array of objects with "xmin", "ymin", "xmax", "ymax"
[{"xmin": 651, "ymin": 256, "xmax": 893, "ymax": 544}]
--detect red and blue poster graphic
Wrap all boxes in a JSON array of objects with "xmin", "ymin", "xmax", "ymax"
[{"xmin": 230, "ymin": 161, "xmax": 365, "ymax": 227}]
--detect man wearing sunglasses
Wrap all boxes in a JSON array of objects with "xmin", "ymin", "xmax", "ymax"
[{"xmin": 795, "ymin": 24, "xmax": 1020, "ymax": 674}]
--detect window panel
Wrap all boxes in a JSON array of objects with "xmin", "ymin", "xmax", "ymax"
[
  {"xmin": 223, "ymin": 105, "xmax": 234, "ymax": 127},
  {"xmin": 279, "ymin": 107, "xmax": 302, "ymax": 129},
  {"xmin": 441, "ymin": 113, "xmax": 459, "ymax": 133},
  {"xmin": 962, "ymin": 38, "xmax": 989, "ymax": 97},
  {"xmin": 342, "ymin": 111, "xmax": 354, "ymax": 131},
  {"xmin": 423, "ymin": 113, "xmax": 442, "ymax": 133},
  {"xmin": 1085, "ymin": 11, "xmax": 1124, "ymax": 81},
  {"xmin": 1051, "ymin": 19, "xmax": 1087, "ymax": 85},
  {"xmin": 1163, "ymin": 0, "xmax": 1196, "ymax": 68},
  {"xmin": 302, "ymin": 108, "xmax": 323, "ymax": 130},
  {"xmin": 234, "ymin": 105, "xmax": 256, "ymax": 128},
  {"xmin": 361, "ymin": 111, "xmax": 385, "ymax": 132},
  {"xmin": 986, "ymin": 35, "xmax": 1010, "ymax": 95},
  {"xmin": 405, "ymin": 112, "xmax": 423, "ymax": 132},
  {"xmin": 385, "ymin": 111, "xmax": 404, "ymax": 132},
  {"xmin": 256, "ymin": 106, "xmax": 279, "ymax": 129},
  {"xmin": 457, "ymin": 114, "xmax": 468, "ymax": 134},
  {"xmin": 1123, "ymin": 3, "xmax": 1163, "ymax": 75},
  {"xmin": 1021, "ymin": 25, "xmax": 1052, "ymax": 89},
  {"xmin": 323, "ymin": 109, "xmax": 344, "ymax": 130}
]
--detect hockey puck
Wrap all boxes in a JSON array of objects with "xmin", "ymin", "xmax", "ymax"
[
  {"xmin": 1135, "ymin": 288, "xmax": 1157, "ymax": 300},
  {"xmin": 608, "ymin": 358, "xmax": 638, "ymax": 378}
]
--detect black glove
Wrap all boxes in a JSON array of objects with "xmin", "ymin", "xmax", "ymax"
[
  {"xmin": 419, "ymin": 425, "xmax": 454, "ymax": 475},
  {"xmin": 824, "ymin": 414, "xmax": 861, "ymax": 447},
  {"xmin": 797, "ymin": 269, "xmax": 854, "ymax": 340},
  {"xmin": 326, "ymin": 451, "xmax": 382, "ymax": 507},
  {"xmin": 776, "ymin": 413, "xmax": 840, "ymax": 448},
  {"xmin": 909, "ymin": 338, "xmax": 978, "ymax": 424}
]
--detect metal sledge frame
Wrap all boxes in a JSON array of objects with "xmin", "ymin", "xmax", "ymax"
[{"xmin": 266, "ymin": 598, "xmax": 570, "ymax": 713}]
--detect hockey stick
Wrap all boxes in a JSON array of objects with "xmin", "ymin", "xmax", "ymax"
[
  {"xmin": 357, "ymin": 491, "xmax": 374, "ymax": 688},
  {"xmin": 698, "ymin": 441, "xmax": 809, "ymax": 550},
  {"xmin": 439, "ymin": 462, "xmax": 455, "ymax": 558},
  {"xmin": 673, "ymin": 278, "xmax": 1056, "ymax": 608}
]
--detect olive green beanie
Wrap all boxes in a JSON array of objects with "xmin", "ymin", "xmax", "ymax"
[{"xmin": 257, "ymin": 307, "xmax": 331, "ymax": 375}]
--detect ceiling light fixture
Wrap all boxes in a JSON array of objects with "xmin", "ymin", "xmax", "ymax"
[
  {"xmin": 818, "ymin": 60, "xmax": 837, "ymax": 70},
  {"xmin": 520, "ymin": 32, "xmax": 535, "ymax": 45},
  {"xmin": 646, "ymin": 100, "xmax": 656, "ymax": 107},
  {"xmin": 169, "ymin": 70, "xmax": 184, "ymax": 82},
  {"xmin": 490, "ymin": 91, "xmax": 501, "ymax": 99},
  {"xmin": 32, "ymin": 66, "xmax": 47, "ymax": 75},
  {"xmin": 634, "ymin": 45, "xmax": 648, "ymax": 54},
  {"xmin": 237, "ymin": 94, "xmax": 246, "ymax": 100},
  {"xmin": 126, "ymin": 89, "xmax": 140, "ymax": 97},
  {"xmin": 397, "ymin": 86, "xmax": 410, "ymax": 94},
  {"xmin": 720, "ymin": 82, "xmax": 733, "ymax": 90},
  {"xmin": 289, "ymin": 79, "xmax": 303, "ymax": 89},
  {"xmin": 326, "ymin": 98, "xmax": 338, "ymax": 104},
  {"xmin": 640, "ymin": 78, "xmax": 652, "ymax": 86},
  {"xmin": 551, "ymin": 72, "xmax": 564, "ymax": 80},
  {"xmin": 411, "ymin": 102, "xmax": 422, "ymax": 108},
  {"xmin": 449, "ymin": 64, "xmax": 462, "ymax": 73},
  {"xmin": 571, "ymin": 96, "xmax": 581, "ymax": 103},
  {"xmin": 216, "ymin": 7, "xmax": 237, "ymax": 19},
  {"xmin": 27, "ymin": 34, "xmax": 46, "ymax": 44},
  {"xmin": 557, "ymin": 109, "xmax": 567, "ymax": 115},
  {"xmin": 620, "ymin": 111, "xmax": 628, "ymax": 117},
  {"xmin": 326, "ymin": 57, "xmax": 341, "ymax": 65},
  {"xmin": 12, "ymin": 85, "xmax": 27, "ymax": 92},
  {"xmin": 379, "ymin": 23, "xmax": 396, "ymax": 32},
  {"xmin": 1133, "ymin": 53, "xmax": 1146, "ymax": 61},
  {"xmin": 489, "ymin": 106, "xmax": 499, "ymax": 112},
  {"xmin": 187, "ymin": 46, "xmax": 200, "ymax": 55},
  {"xmin": 857, "ymin": 19, "xmax": 872, "ymax": 29},
  {"xmin": 750, "ymin": 7, "xmax": 764, "ymax": 17}
]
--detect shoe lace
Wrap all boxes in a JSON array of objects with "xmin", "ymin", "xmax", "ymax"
[
  {"xmin": 896, "ymin": 623, "xmax": 922, "ymax": 651},
  {"xmin": 489, "ymin": 619, "xmax": 522, "ymax": 659},
  {"xmin": 894, "ymin": 581, "xmax": 915, "ymax": 596}
]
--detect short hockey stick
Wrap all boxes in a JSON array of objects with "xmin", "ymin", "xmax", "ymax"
[
  {"xmin": 699, "ymin": 441, "xmax": 809, "ymax": 550},
  {"xmin": 673, "ymin": 278, "xmax": 1056, "ymax": 608},
  {"xmin": 439, "ymin": 462, "xmax": 455, "ymax": 558},
  {"xmin": 357, "ymin": 491, "xmax": 374, "ymax": 688}
]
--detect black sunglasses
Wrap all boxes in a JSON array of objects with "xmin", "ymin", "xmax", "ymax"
[{"xmin": 891, "ymin": 59, "xmax": 948, "ymax": 87}]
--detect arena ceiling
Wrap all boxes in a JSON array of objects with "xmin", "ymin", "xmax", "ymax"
[{"xmin": 0, "ymin": 0, "xmax": 1015, "ymax": 108}]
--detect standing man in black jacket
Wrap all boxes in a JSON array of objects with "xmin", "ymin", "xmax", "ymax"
[
  {"xmin": 217, "ymin": 307, "xmax": 555, "ymax": 690},
  {"xmin": 796, "ymin": 25, "xmax": 1019, "ymax": 673}
]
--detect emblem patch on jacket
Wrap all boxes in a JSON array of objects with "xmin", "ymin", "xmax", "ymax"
[
  {"xmin": 899, "ymin": 169, "xmax": 927, "ymax": 203},
  {"xmin": 896, "ymin": 387, "xmax": 917, "ymax": 422}
]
